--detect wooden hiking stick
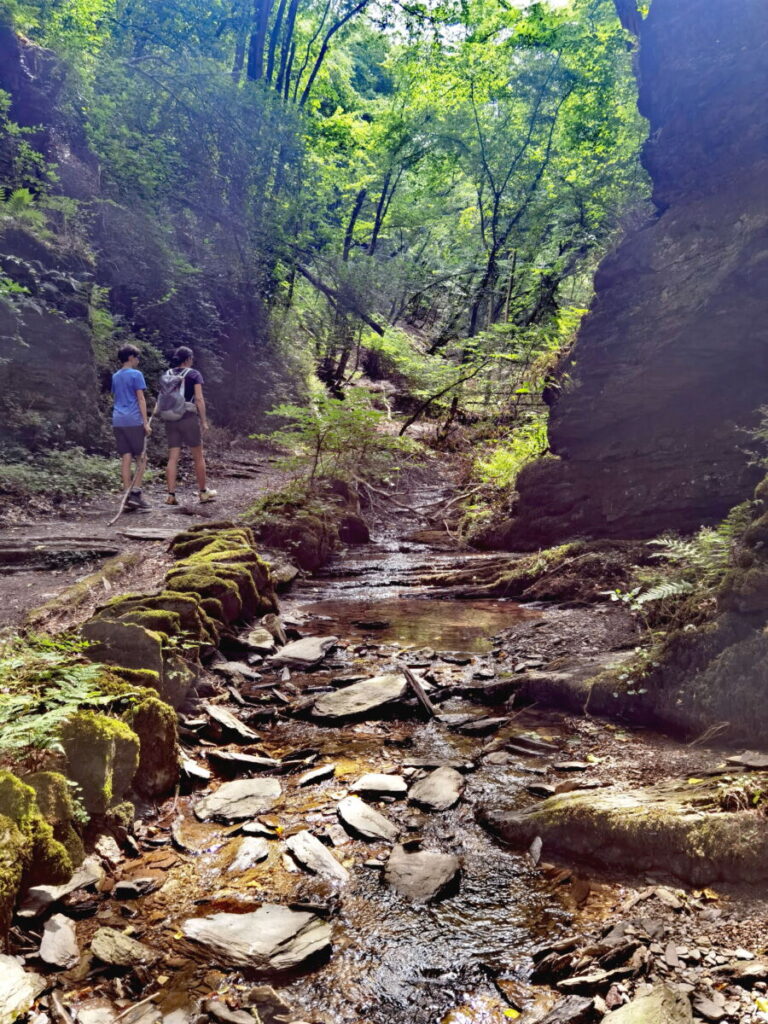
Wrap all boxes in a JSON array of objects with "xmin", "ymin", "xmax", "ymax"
[{"xmin": 107, "ymin": 416, "xmax": 154, "ymax": 527}]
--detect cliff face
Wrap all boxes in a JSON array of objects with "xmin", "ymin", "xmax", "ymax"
[
  {"xmin": 488, "ymin": 0, "xmax": 768, "ymax": 548},
  {"xmin": 0, "ymin": 26, "xmax": 280, "ymax": 453}
]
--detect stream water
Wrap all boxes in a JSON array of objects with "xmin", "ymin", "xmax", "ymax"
[{"xmin": 54, "ymin": 489, "xmax": 634, "ymax": 1024}]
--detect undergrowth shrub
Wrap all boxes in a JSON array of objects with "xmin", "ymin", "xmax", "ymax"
[{"xmin": 0, "ymin": 448, "xmax": 118, "ymax": 498}]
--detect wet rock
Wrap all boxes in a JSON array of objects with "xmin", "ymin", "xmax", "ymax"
[
  {"xmin": 298, "ymin": 764, "xmax": 336, "ymax": 786},
  {"xmin": 243, "ymin": 985, "xmax": 291, "ymax": 1024},
  {"xmin": 606, "ymin": 984, "xmax": 692, "ymax": 1023},
  {"xmin": 90, "ymin": 927, "xmax": 158, "ymax": 967},
  {"xmin": 553, "ymin": 761, "xmax": 591, "ymax": 772},
  {"xmin": 195, "ymin": 779, "xmax": 282, "ymax": 821},
  {"xmin": 0, "ymin": 956, "xmax": 43, "ymax": 1024},
  {"xmin": 39, "ymin": 913, "xmax": 79, "ymax": 969},
  {"xmin": 180, "ymin": 752, "xmax": 212, "ymax": 782},
  {"xmin": 228, "ymin": 837, "xmax": 270, "ymax": 871},
  {"xmin": 692, "ymin": 994, "xmax": 726, "ymax": 1022},
  {"xmin": 527, "ymin": 784, "xmax": 557, "ymax": 798},
  {"xmin": 270, "ymin": 636, "xmax": 338, "ymax": 668},
  {"xmin": 241, "ymin": 821, "xmax": 278, "ymax": 838},
  {"xmin": 383, "ymin": 845, "xmax": 460, "ymax": 902},
  {"xmin": 203, "ymin": 704, "xmax": 261, "ymax": 743},
  {"xmin": 77, "ymin": 1001, "xmax": 119, "ymax": 1024},
  {"xmin": 408, "ymin": 767, "xmax": 465, "ymax": 811},
  {"xmin": 337, "ymin": 796, "xmax": 399, "ymax": 841},
  {"xmin": 208, "ymin": 750, "xmax": 279, "ymax": 774},
  {"xmin": 725, "ymin": 751, "xmax": 768, "ymax": 770},
  {"xmin": 114, "ymin": 877, "xmax": 158, "ymax": 899},
  {"xmin": 285, "ymin": 831, "xmax": 349, "ymax": 883},
  {"xmin": 537, "ymin": 996, "xmax": 593, "ymax": 1024},
  {"xmin": 20, "ymin": 856, "xmax": 104, "ymax": 918},
  {"xmin": 203, "ymin": 1000, "xmax": 254, "ymax": 1024},
  {"xmin": 213, "ymin": 661, "xmax": 262, "ymax": 681},
  {"xmin": 312, "ymin": 673, "xmax": 408, "ymax": 719},
  {"xmin": 350, "ymin": 773, "xmax": 408, "ymax": 798},
  {"xmin": 456, "ymin": 716, "xmax": 509, "ymax": 736},
  {"xmin": 182, "ymin": 904, "xmax": 332, "ymax": 970}
]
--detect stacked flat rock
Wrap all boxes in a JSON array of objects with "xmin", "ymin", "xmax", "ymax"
[{"xmin": 312, "ymin": 674, "xmax": 408, "ymax": 719}]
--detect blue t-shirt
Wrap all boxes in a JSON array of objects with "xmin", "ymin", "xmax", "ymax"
[{"xmin": 111, "ymin": 367, "xmax": 147, "ymax": 427}]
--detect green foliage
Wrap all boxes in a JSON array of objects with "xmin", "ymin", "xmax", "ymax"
[
  {"xmin": 263, "ymin": 390, "xmax": 420, "ymax": 483},
  {"xmin": 0, "ymin": 634, "xmax": 139, "ymax": 774},
  {"xmin": 475, "ymin": 413, "xmax": 549, "ymax": 489},
  {"xmin": 0, "ymin": 187, "xmax": 51, "ymax": 237},
  {"xmin": 0, "ymin": 447, "xmax": 117, "ymax": 498}
]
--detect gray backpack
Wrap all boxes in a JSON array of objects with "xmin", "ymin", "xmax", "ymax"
[{"xmin": 157, "ymin": 368, "xmax": 194, "ymax": 421}]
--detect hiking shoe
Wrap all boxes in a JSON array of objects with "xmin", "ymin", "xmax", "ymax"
[
  {"xmin": 165, "ymin": 492, "xmax": 178, "ymax": 506},
  {"xmin": 126, "ymin": 490, "xmax": 150, "ymax": 511},
  {"xmin": 198, "ymin": 488, "xmax": 218, "ymax": 503}
]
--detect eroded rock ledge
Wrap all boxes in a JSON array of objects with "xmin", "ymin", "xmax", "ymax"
[{"xmin": 482, "ymin": 0, "xmax": 768, "ymax": 548}]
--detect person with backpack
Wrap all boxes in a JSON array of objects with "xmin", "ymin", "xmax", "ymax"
[
  {"xmin": 111, "ymin": 344, "xmax": 151, "ymax": 511},
  {"xmin": 156, "ymin": 346, "xmax": 217, "ymax": 505}
]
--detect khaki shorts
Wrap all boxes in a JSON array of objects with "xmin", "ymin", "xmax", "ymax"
[{"xmin": 165, "ymin": 411, "xmax": 202, "ymax": 449}]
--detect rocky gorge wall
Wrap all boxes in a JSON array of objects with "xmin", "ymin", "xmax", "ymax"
[
  {"xmin": 486, "ymin": 0, "xmax": 768, "ymax": 549},
  {"xmin": 0, "ymin": 25, "xmax": 284, "ymax": 453}
]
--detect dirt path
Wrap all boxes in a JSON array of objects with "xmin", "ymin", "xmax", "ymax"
[{"xmin": 0, "ymin": 444, "xmax": 287, "ymax": 631}]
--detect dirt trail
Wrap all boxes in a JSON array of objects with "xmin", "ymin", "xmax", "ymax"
[{"xmin": 0, "ymin": 445, "xmax": 287, "ymax": 631}]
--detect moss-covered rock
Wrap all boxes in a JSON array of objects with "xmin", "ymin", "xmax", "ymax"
[
  {"xmin": 104, "ymin": 666, "xmax": 162, "ymax": 691},
  {"xmin": 124, "ymin": 696, "xmax": 179, "ymax": 798},
  {"xmin": 479, "ymin": 773, "xmax": 768, "ymax": 886},
  {"xmin": 25, "ymin": 771, "xmax": 85, "ymax": 868},
  {"xmin": 97, "ymin": 590, "xmax": 219, "ymax": 647},
  {"xmin": 0, "ymin": 814, "xmax": 28, "ymax": 945},
  {"xmin": 59, "ymin": 712, "xmax": 139, "ymax": 815},
  {"xmin": 82, "ymin": 617, "xmax": 165, "ymax": 681},
  {"xmin": 163, "ymin": 568, "xmax": 242, "ymax": 622},
  {"xmin": 718, "ymin": 567, "xmax": 768, "ymax": 613},
  {"xmin": 0, "ymin": 771, "xmax": 71, "ymax": 894}
]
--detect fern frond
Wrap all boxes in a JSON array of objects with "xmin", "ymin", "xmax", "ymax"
[{"xmin": 635, "ymin": 580, "xmax": 694, "ymax": 605}]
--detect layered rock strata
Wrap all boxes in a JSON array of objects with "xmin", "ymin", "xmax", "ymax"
[{"xmin": 485, "ymin": 0, "xmax": 768, "ymax": 548}]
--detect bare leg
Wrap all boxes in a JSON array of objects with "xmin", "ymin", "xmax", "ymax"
[
  {"xmin": 166, "ymin": 447, "xmax": 181, "ymax": 493},
  {"xmin": 133, "ymin": 452, "xmax": 147, "ymax": 489},
  {"xmin": 191, "ymin": 446, "xmax": 207, "ymax": 491},
  {"xmin": 120, "ymin": 453, "xmax": 133, "ymax": 490}
]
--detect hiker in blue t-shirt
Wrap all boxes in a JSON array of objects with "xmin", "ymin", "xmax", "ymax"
[{"xmin": 111, "ymin": 344, "xmax": 152, "ymax": 511}]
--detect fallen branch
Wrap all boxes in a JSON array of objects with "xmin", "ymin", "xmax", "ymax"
[
  {"xmin": 296, "ymin": 264, "xmax": 385, "ymax": 336},
  {"xmin": 398, "ymin": 661, "xmax": 436, "ymax": 717}
]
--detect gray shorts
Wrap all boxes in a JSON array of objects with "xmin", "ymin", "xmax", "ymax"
[
  {"xmin": 165, "ymin": 411, "xmax": 202, "ymax": 449},
  {"xmin": 114, "ymin": 425, "xmax": 145, "ymax": 456}
]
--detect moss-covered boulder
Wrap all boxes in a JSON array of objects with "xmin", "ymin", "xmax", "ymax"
[
  {"xmin": 59, "ymin": 712, "xmax": 139, "ymax": 815},
  {"xmin": 163, "ymin": 567, "xmax": 243, "ymax": 623},
  {"xmin": 124, "ymin": 697, "xmax": 179, "ymax": 798},
  {"xmin": 96, "ymin": 590, "xmax": 219, "ymax": 648},
  {"xmin": 0, "ymin": 814, "xmax": 27, "ymax": 944},
  {"xmin": 25, "ymin": 771, "xmax": 85, "ymax": 868},
  {"xmin": 479, "ymin": 773, "xmax": 768, "ymax": 886},
  {"xmin": 82, "ymin": 617, "xmax": 165, "ymax": 681},
  {"xmin": 0, "ymin": 772, "xmax": 72, "ymax": 884}
]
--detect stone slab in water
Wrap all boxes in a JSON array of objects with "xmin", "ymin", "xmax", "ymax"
[
  {"xmin": 312, "ymin": 673, "xmax": 407, "ymax": 719},
  {"xmin": 270, "ymin": 636, "xmax": 338, "ymax": 667},
  {"xmin": 298, "ymin": 763, "xmax": 336, "ymax": 786},
  {"xmin": 208, "ymin": 749, "xmax": 279, "ymax": 773},
  {"xmin": 181, "ymin": 904, "xmax": 331, "ymax": 970},
  {"xmin": 20, "ymin": 855, "xmax": 104, "ymax": 917},
  {"xmin": 195, "ymin": 778, "xmax": 282, "ymax": 821},
  {"xmin": 91, "ymin": 927, "xmax": 158, "ymax": 966},
  {"xmin": 285, "ymin": 830, "xmax": 349, "ymax": 883},
  {"xmin": 39, "ymin": 913, "xmax": 79, "ymax": 969},
  {"xmin": 605, "ymin": 984, "xmax": 692, "ymax": 1023},
  {"xmin": 337, "ymin": 796, "xmax": 399, "ymax": 841},
  {"xmin": 0, "ymin": 955, "xmax": 41, "ymax": 1024},
  {"xmin": 726, "ymin": 751, "xmax": 768, "ymax": 770},
  {"xmin": 408, "ymin": 766, "xmax": 465, "ymax": 811},
  {"xmin": 383, "ymin": 845, "xmax": 460, "ymax": 902},
  {"xmin": 351, "ymin": 773, "xmax": 408, "ymax": 797},
  {"xmin": 228, "ymin": 837, "xmax": 270, "ymax": 872}
]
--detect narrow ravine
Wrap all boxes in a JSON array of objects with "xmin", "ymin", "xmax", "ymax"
[{"xmin": 16, "ymin": 481, "xmax": 768, "ymax": 1024}]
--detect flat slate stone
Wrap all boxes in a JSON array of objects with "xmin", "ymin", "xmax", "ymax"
[
  {"xmin": 351, "ymin": 773, "xmax": 408, "ymax": 797},
  {"xmin": 337, "ymin": 796, "xmax": 399, "ymax": 841},
  {"xmin": 383, "ymin": 845, "xmax": 460, "ymax": 902},
  {"xmin": 270, "ymin": 636, "xmax": 338, "ymax": 668},
  {"xmin": 726, "ymin": 750, "xmax": 768, "ymax": 770},
  {"xmin": 408, "ymin": 766, "xmax": 465, "ymax": 811},
  {"xmin": 285, "ymin": 831, "xmax": 349, "ymax": 883},
  {"xmin": 208, "ymin": 750, "xmax": 279, "ymax": 773},
  {"xmin": 228, "ymin": 837, "xmax": 270, "ymax": 872},
  {"xmin": 195, "ymin": 779, "xmax": 282, "ymax": 821},
  {"xmin": 298, "ymin": 763, "xmax": 336, "ymax": 786},
  {"xmin": 203, "ymin": 703, "xmax": 261, "ymax": 742},
  {"xmin": 182, "ymin": 904, "xmax": 331, "ymax": 970},
  {"xmin": 20, "ymin": 856, "xmax": 104, "ymax": 917},
  {"xmin": 244, "ymin": 627, "xmax": 276, "ymax": 653},
  {"xmin": 39, "ymin": 913, "xmax": 79, "ymax": 969},
  {"xmin": 213, "ymin": 661, "xmax": 262, "ymax": 681},
  {"xmin": 606, "ymin": 984, "xmax": 692, "ymax": 1023},
  {"xmin": 0, "ymin": 955, "xmax": 40, "ymax": 1024},
  {"xmin": 91, "ymin": 927, "xmax": 158, "ymax": 967},
  {"xmin": 312, "ymin": 673, "xmax": 408, "ymax": 719}
]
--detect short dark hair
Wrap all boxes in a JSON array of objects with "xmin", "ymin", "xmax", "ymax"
[
  {"xmin": 171, "ymin": 346, "xmax": 194, "ymax": 368},
  {"xmin": 118, "ymin": 344, "xmax": 140, "ymax": 364}
]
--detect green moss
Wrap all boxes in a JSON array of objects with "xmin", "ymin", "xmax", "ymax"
[
  {"xmin": 0, "ymin": 813, "xmax": 28, "ymax": 942},
  {"xmin": 125, "ymin": 697, "xmax": 179, "ymax": 798},
  {"xmin": 163, "ymin": 568, "xmax": 242, "ymax": 622},
  {"xmin": 172, "ymin": 528, "xmax": 255, "ymax": 560},
  {"xmin": 103, "ymin": 667, "xmax": 162, "ymax": 692},
  {"xmin": 743, "ymin": 512, "xmax": 768, "ymax": 548},
  {"xmin": 104, "ymin": 800, "xmax": 135, "ymax": 830},
  {"xmin": 754, "ymin": 475, "xmax": 768, "ymax": 507},
  {"xmin": 119, "ymin": 608, "xmax": 182, "ymax": 635},
  {"xmin": 0, "ymin": 771, "xmax": 72, "ymax": 893},
  {"xmin": 25, "ymin": 771, "xmax": 85, "ymax": 867},
  {"xmin": 81, "ymin": 617, "xmax": 165, "ymax": 681},
  {"xmin": 59, "ymin": 712, "xmax": 139, "ymax": 815}
]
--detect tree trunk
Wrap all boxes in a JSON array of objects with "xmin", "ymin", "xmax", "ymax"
[
  {"xmin": 246, "ymin": 0, "xmax": 274, "ymax": 82},
  {"xmin": 343, "ymin": 188, "xmax": 367, "ymax": 261}
]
